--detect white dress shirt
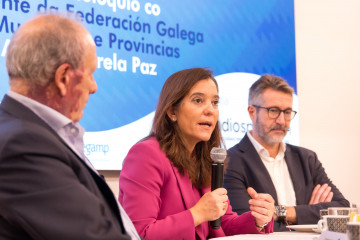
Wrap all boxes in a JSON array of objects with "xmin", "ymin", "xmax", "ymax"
[{"xmin": 247, "ymin": 131, "xmax": 296, "ymax": 206}]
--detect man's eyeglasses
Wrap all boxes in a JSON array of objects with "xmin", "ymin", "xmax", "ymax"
[{"xmin": 252, "ymin": 105, "xmax": 297, "ymax": 120}]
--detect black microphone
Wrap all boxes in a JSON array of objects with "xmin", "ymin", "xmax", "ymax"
[{"xmin": 210, "ymin": 147, "xmax": 227, "ymax": 229}]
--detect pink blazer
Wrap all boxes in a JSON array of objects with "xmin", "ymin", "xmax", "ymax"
[{"xmin": 119, "ymin": 137, "xmax": 273, "ymax": 239}]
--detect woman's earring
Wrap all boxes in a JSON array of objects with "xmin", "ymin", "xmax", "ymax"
[{"xmin": 172, "ymin": 117, "xmax": 176, "ymax": 121}]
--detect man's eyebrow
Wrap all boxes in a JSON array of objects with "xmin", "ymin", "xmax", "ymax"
[{"xmin": 267, "ymin": 106, "xmax": 292, "ymax": 110}]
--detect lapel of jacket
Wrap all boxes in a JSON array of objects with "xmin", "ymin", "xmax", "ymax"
[
  {"xmin": 171, "ymin": 163, "xmax": 205, "ymax": 239},
  {"xmin": 171, "ymin": 164, "xmax": 196, "ymax": 209},
  {"xmin": 240, "ymin": 135, "xmax": 279, "ymax": 204},
  {"xmin": 284, "ymin": 146, "xmax": 305, "ymax": 204}
]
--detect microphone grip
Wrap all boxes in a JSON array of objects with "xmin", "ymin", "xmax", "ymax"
[{"xmin": 210, "ymin": 162, "xmax": 224, "ymax": 229}]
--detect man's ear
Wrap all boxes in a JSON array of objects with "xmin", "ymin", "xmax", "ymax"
[
  {"xmin": 54, "ymin": 63, "xmax": 71, "ymax": 96},
  {"xmin": 248, "ymin": 105, "xmax": 256, "ymax": 122},
  {"xmin": 166, "ymin": 107, "xmax": 177, "ymax": 121}
]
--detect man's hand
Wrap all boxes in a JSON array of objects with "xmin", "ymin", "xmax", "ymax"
[
  {"xmin": 308, "ymin": 184, "xmax": 333, "ymax": 205},
  {"xmin": 247, "ymin": 187, "xmax": 275, "ymax": 229}
]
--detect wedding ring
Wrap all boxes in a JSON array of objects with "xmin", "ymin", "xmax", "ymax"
[{"xmin": 223, "ymin": 202, "xmax": 227, "ymax": 211}]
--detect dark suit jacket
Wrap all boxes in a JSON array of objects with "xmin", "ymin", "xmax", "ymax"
[
  {"xmin": 0, "ymin": 95, "xmax": 131, "ymax": 240},
  {"xmin": 224, "ymin": 134, "xmax": 349, "ymax": 231}
]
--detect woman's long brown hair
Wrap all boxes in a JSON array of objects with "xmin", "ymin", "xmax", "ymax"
[{"xmin": 149, "ymin": 68, "xmax": 222, "ymax": 188}]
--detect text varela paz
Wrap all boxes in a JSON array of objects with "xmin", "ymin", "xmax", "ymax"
[{"xmin": 97, "ymin": 54, "xmax": 157, "ymax": 75}]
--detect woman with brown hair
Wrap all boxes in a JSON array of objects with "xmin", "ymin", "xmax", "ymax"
[{"xmin": 118, "ymin": 68, "xmax": 275, "ymax": 239}]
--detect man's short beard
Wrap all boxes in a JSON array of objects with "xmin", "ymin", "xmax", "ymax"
[{"xmin": 255, "ymin": 118, "xmax": 287, "ymax": 146}]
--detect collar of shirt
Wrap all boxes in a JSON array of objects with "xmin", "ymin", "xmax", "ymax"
[
  {"xmin": 7, "ymin": 91, "xmax": 91, "ymax": 168},
  {"xmin": 247, "ymin": 130, "xmax": 286, "ymax": 162},
  {"xmin": 8, "ymin": 91, "xmax": 73, "ymax": 131}
]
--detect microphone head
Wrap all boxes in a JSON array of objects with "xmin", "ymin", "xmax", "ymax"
[{"xmin": 210, "ymin": 147, "xmax": 227, "ymax": 163}]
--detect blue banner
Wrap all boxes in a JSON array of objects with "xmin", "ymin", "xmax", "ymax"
[{"xmin": 0, "ymin": 0, "xmax": 296, "ymax": 169}]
